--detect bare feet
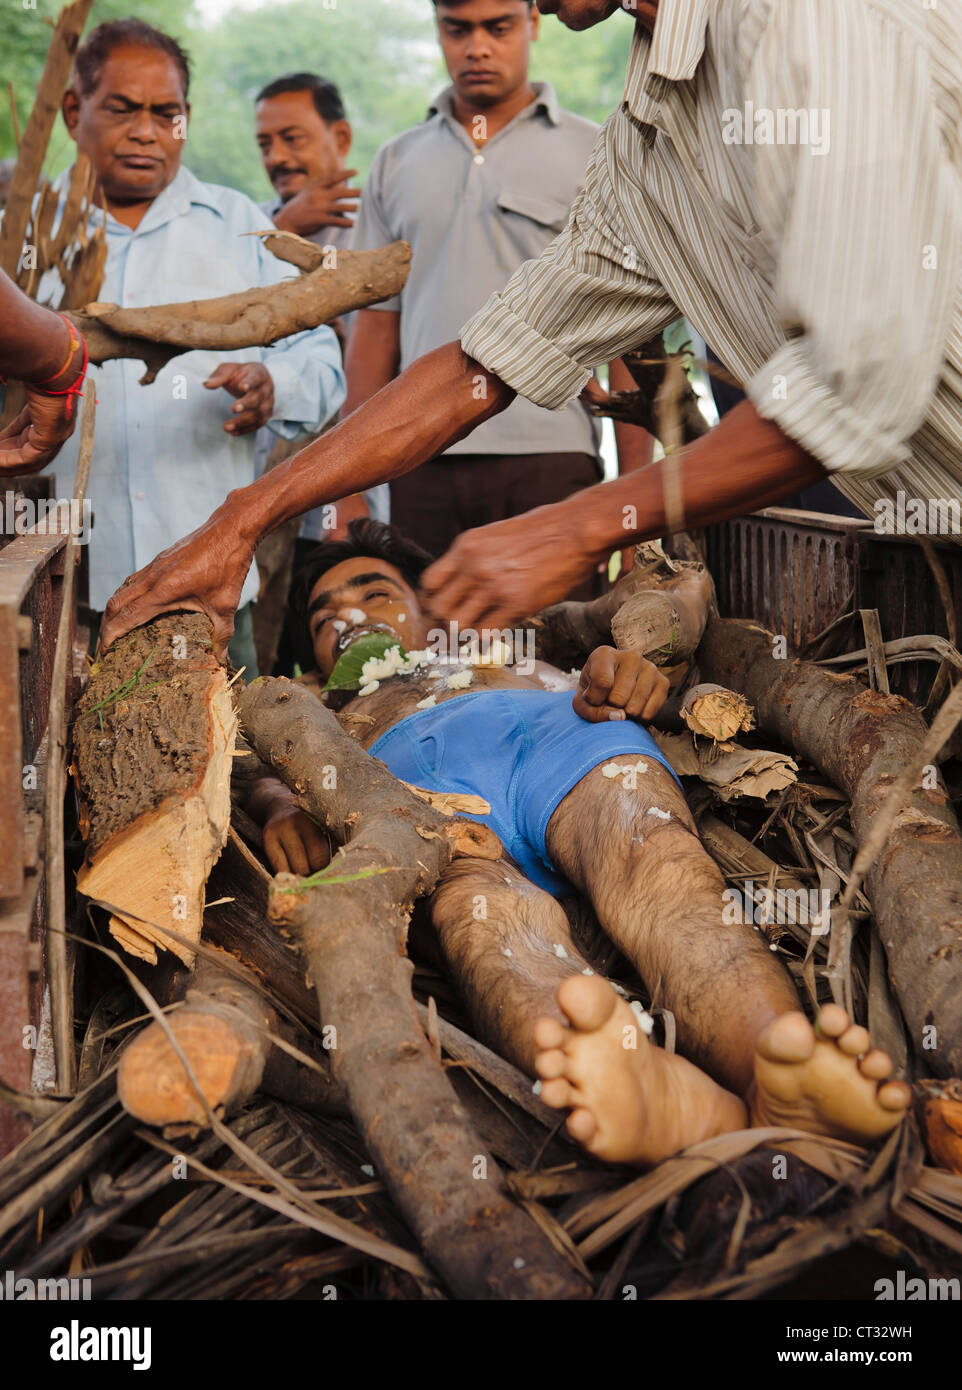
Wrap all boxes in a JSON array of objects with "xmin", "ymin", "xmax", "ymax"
[
  {"xmin": 533, "ymin": 975, "xmax": 747, "ymax": 1165},
  {"xmin": 750, "ymin": 1003, "xmax": 912, "ymax": 1143}
]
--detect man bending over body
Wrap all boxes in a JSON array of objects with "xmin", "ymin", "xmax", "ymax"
[{"xmin": 246, "ymin": 521, "xmax": 911, "ymax": 1166}]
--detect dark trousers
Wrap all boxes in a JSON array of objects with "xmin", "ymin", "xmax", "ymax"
[{"xmin": 390, "ymin": 451, "xmax": 605, "ymax": 603}]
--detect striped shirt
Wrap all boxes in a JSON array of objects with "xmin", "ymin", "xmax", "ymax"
[{"xmin": 461, "ymin": 0, "xmax": 962, "ymax": 536}]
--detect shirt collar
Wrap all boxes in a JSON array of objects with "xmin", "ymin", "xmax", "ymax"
[
  {"xmin": 622, "ymin": 0, "xmax": 714, "ymax": 133},
  {"xmin": 428, "ymin": 80, "xmax": 561, "ymax": 128},
  {"xmin": 54, "ymin": 162, "xmax": 226, "ymax": 233}
]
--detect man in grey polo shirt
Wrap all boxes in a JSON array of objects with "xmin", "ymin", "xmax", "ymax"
[{"xmin": 344, "ymin": 0, "xmax": 649, "ymax": 588}]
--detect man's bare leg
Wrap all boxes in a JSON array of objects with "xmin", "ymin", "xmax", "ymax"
[
  {"xmin": 429, "ymin": 854, "xmax": 746, "ymax": 1164},
  {"xmin": 427, "ymin": 856, "xmax": 587, "ymax": 1075},
  {"xmin": 535, "ymin": 762, "xmax": 910, "ymax": 1163}
]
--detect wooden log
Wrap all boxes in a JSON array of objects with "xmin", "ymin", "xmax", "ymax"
[
  {"xmin": 697, "ymin": 617, "xmax": 962, "ymax": 1077},
  {"xmin": 586, "ymin": 334, "xmax": 710, "ymax": 444},
  {"xmin": 67, "ymin": 242, "xmax": 411, "ymax": 384},
  {"xmin": 679, "ymin": 683, "xmax": 755, "ymax": 742},
  {"xmin": 117, "ymin": 945, "xmax": 346, "ymax": 1126},
  {"xmin": 529, "ymin": 550, "xmax": 713, "ymax": 671},
  {"xmin": 206, "ymin": 828, "xmax": 318, "ymax": 1020},
  {"xmin": 918, "ymin": 1080, "xmax": 962, "ymax": 1175},
  {"xmin": 237, "ymin": 676, "xmax": 590, "ymax": 1299},
  {"xmin": 72, "ymin": 614, "xmax": 236, "ymax": 965}
]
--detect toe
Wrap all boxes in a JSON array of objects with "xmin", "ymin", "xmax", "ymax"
[
  {"xmin": 541, "ymin": 1078, "xmax": 574, "ymax": 1110},
  {"xmin": 534, "ymin": 1016, "xmax": 567, "ymax": 1051},
  {"xmin": 756, "ymin": 1010, "xmax": 816, "ymax": 1064},
  {"xmin": 858, "ymin": 1048, "xmax": 893, "ymax": 1080},
  {"xmin": 535, "ymin": 1048, "xmax": 567, "ymax": 1080},
  {"xmin": 837, "ymin": 1024, "xmax": 872, "ymax": 1057},
  {"xmin": 556, "ymin": 974, "xmax": 618, "ymax": 1034},
  {"xmin": 815, "ymin": 1003, "xmax": 850, "ymax": 1038},
  {"xmin": 566, "ymin": 1107, "xmax": 597, "ymax": 1145},
  {"xmin": 877, "ymin": 1079, "xmax": 912, "ymax": 1112}
]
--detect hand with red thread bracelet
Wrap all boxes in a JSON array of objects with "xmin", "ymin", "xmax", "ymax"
[{"xmin": 0, "ymin": 314, "xmax": 90, "ymax": 475}]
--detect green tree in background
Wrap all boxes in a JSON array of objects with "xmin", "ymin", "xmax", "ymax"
[
  {"xmin": 2, "ymin": 0, "xmax": 197, "ymax": 172},
  {"xmin": 2, "ymin": 0, "xmax": 633, "ymax": 200}
]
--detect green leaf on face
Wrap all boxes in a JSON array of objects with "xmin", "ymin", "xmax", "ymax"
[{"xmin": 323, "ymin": 631, "xmax": 408, "ymax": 691}]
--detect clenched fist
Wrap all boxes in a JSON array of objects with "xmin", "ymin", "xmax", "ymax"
[{"xmin": 573, "ymin": 646, "xmax": 669, "ymax": 724}]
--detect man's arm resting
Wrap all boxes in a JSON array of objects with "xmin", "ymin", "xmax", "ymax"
[
  {"xmin": 100, "ymin": 340, "xmax": 513, "ymax": 653},
  {"xmin": 420, "ymin": 401, "xmax": 826, "ymax": 628}
]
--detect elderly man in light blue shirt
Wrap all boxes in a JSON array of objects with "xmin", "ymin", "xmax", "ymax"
[{"xmin": 49, "ymin": 19, "xmax": 345, "ymax": 674}]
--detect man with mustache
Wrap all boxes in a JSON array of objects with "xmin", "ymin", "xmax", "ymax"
[
  {"xmin": 255, "ymin": 71, "xmax": 360, "ymax": 251},
  {"xmin": 252, "ymin": 72, "xmax": 382, "ymax": 673},
  {"xmin": 51, "ymin": 20, "xmax": 345, "ymax": 673}
]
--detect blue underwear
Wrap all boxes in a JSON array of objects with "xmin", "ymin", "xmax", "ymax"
[{"xmin": 369, "ymin": 689, "xmax": 683, "ymax": 897}]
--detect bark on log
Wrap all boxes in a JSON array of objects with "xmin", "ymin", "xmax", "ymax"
[
  {"xmin": 72, "ymin": 614, "xmax": 236, "ymax": 964},
  {"xmin": 236, "ymin": 676, "xmax": 590, "ymax": 1299},
  {"xmin": 586, "ymin": 334, "xmax": 710, "ymax": 444},
  {"xmin": 697, "ymin": 617, "xmax": 962, "ymax": 1077},
  {"xmin": 67, "ymin": 242, "xmax": 411, "ymax": 383},
  {"xmin": 530, "ymin": 551, "xmax": 713, "ymax": 671},
  {"xmin": 206, "ymin": 828, "xmax": 318, "ymax": 1021},
  {"xmin": 117, "ymin": 945, "xmax": 346, "ymax": 1126}
]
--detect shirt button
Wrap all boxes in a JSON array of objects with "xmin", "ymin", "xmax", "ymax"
[
  {"xmin": 136, "ymin": 491, "xmax": 145, "ymax": 501},
  {"xmin": 473, "ymin": 153, "xmax": 484, "ymax": 165}
]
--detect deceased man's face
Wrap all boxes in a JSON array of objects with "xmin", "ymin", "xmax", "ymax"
[{"xmin": 306, "ymin": 555, "xmax": 432, "ymax": 679}]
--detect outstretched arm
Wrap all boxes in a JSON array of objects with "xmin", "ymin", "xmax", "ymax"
[
  {"xmin": 100, "ymin": 341, "xmax": 512, "ymax": 654},
  {"xmin": 420, "ymin": 400, "xmax": 824, "ymax": 628}
]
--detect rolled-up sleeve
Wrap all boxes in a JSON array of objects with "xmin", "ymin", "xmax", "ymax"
[
  {"xmin": 460, "ymin": 118, "xmax": 677, "ymax": 410},
  {"xmin": 745, "ymin": 0, "xmax": 961, "ymax": 479}
]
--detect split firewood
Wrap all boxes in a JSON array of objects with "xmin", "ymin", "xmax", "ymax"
[
  {"xmin": 66, "ymin": 242, "xmax": 411, "ymax": 384},
  {"xmin": 72, "ymin": 614, "xmax": 236, "ymax": 965},
  {"xmin": 698, "ymin": 617, "xmax": 962, "ymax": 1077},
  {"xmin": 652, "ymin": 730, "xmax": 798, "ymax": 801},
  {"xmin": 117, "ymin": 945, "xmax": 346, "ymax": 1127},
  {"xmin": 237, "ymin": 676, "xmax": 590, "ymax": 1300},
  {"xmin": 529, "ymin": 544, "xmax": 713, "ymax": 671}
]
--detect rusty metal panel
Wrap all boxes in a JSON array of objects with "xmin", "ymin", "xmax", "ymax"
[{"xmin": 0, "ymin": 528, "xmax": 71, "ymax": 898}]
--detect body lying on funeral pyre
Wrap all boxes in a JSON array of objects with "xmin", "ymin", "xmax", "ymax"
[{"xmin": 4, "ymin": 534, "xmax": 961, "ymax": 1301}]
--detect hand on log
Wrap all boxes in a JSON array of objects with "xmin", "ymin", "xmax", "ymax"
[
  {"xmin": 236, "ymin": 677, "xmax": 589, "ymax": 1299},
  {"xmin": 67, "ymin": 242, "xmax": 411, "ymax": 383}
]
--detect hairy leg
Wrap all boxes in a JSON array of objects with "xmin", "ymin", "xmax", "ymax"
[
  {"xmin": 430, "ymin": 854, "xmax": 747, "ymax": 1165},
  {"xmin": 537, "ymin": 761, "xmax": 909, "ymax": 1161},
  {"xmin": 427, "ymin": 856, "xmax": 587, "ymax": 1074},
  {"xmin": 548, "ymin": 761, "xmax": 794, "ymax": 1093}
]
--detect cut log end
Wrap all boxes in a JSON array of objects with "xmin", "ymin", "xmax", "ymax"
[
  {"xmin": 681, "ymin": 683, "xmax": 755, "ymax": 742},
  {"xmin": 73, "ymin": 613, "xmax": 236, "ymax": 962},
  {"xmin": 117, "ymin": 1011, "xmax": 260, "ymax": 1126}
]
